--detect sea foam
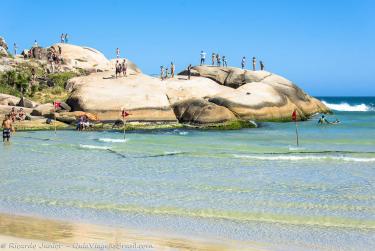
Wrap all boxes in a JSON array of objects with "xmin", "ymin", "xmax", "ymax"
[
  {"xmin": 98, "ymin": 138, "xmax": 128, "ymax": 143},
  {"xmin": 79, "ymin": 144, "xmax": 112, "ymax": 150},
  {"xmin": 233, "ymin": 154, "xmax": 375, "ymax": 162}
]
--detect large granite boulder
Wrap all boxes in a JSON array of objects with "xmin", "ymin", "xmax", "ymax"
[
  {"xmin": 49, "ymin": 43, "xmax": 110, "ymax": 72},
  {"xmin": 17, "ymin": 97, "xmax": 37, "ymax": 108},
  {"xmin": 0, "ymin": 94, "xmax": 21, "ymax": 106},
  {"xmin": 66, "ymin": 72, "xmax": 177, "ymax": 121},
  {"xmin": 173, "ymin": 98, "xmax": 236, "ymax": 124},
  {"xmin": 179, "ymin": 66, "xmax": 272, "ymax": 88},
  {"xmin": 31, "ymin": 103, "xmax": 55, "ymax": 116}
]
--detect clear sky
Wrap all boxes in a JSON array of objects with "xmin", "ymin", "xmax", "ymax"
[{"xmin": 1, "ymin": 0, "xmax": 374, "ymax": 96}]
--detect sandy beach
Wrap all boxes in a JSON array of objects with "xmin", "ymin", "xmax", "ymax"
[{"xmin": 0, "ymin": 213, "xmax": 267, "ymax": 251}]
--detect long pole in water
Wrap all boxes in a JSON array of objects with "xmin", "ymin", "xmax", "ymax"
[
  {"xmin": 54, "ymin": 106, "xmax": 57, "ymax": 134},
  {"xmin": 123, "ymin": 116, "xmax": 126, "ymax": 139},
  {"xmin": 295, "ymin": 121, "xmax": 299, "ymax": 147}
]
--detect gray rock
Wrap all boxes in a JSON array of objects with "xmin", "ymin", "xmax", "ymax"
[
  {"xmin": 17, "ymin": 97, "xmax": 36, "ymax": 108},
  {"xmin": 172, "ymin": 98, "xmax": 236, "ymax": 124},
  {"xmin": 31, "ymin": 103, "xmax": 54, "ymax": 116}
]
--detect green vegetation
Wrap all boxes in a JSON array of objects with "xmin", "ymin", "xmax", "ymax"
[
  {"xmin": 0, "ymin": 63, "xmax": 77, "ymax": 103},
  {"xmin": 191, "ymin": 120, "xmax": 257, "ymax": 130}
]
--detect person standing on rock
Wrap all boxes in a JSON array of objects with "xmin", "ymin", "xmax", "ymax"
[
  {"xmin": 122, "ymin": 59, "xmax": 127, "ymax": 77},
  {"xmin": 200, "ymin": 51, "xmax": 206, "ymax": 65},
  {"xmin": 165, "ymin": 67, "xmax": 169, "ymax": 79},
  {"xmin": 160, "ymin": 66, "xmax": 165, "ymax": 80},
  {"xmin": 216, "ymin": 54, "xmax": 221, "ymax": 67},
  {"xmin": 13, "ymin": 43, "xmax": 17, "ymax": 55},
  {"xmin": 34, "ymin": 40, "xmax": 38, "ymax": 48},
  {"xmin": 2, "ymin": 115, "xmax": 14, "ymax": 142},
  {"xmin": 187, "ymin": 64, "xmax": 192, "ymax": 80},
  {"xmin": 212, "ymin": 53, "xmax": 216, "ymax": 66},
  {"xmin": 60, "ymin": 33, "xmax": 65, "ymax": 43},
  {"xmin": 252, "ymin": 57, "xmax": 256, "ymax": 71},
  {"xmin": 170, "ymin": 62, "xmax": 175, "ymax": 78},
  {"xmin": 116, "ymin": 48, "xmax": 120, "ymax": 58},
  {"xmin": 260, "ymin": 60, "xmax": 264, "ymax": 71},
  {"xmin": 64, "ymin": 34, "xmax": 69, "ymax": 43},
  {"xmin": 115, "ymin": 60, "xmax": 122, "ymax": 78},
  {"xmin": 241, "ymin": 56, "xmax": 246, "ymax": 69},
  {"xmin": 223, "ymin": 56, "xmax": 228, "ymax": 67}
]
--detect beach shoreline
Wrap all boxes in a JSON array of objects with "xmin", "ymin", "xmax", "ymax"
[{"xmin": 0, "ymin": 213, "xmax": 266, "ymax": 251}]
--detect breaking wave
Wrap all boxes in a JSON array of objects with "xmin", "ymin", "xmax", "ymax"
[{"xmin": 322, "ymin": 101, "xmax": 373, "ymax": 112}]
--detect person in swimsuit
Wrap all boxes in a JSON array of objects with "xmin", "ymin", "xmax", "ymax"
[
  {"xmin": 216, "ymin": 54, "xmax": 221, "ymax": 67},
  {"xmin": 2, "ymin": 115, "xmax": 14, "ymax": 142},
  {"xmin": 260, "ymin": 60, "xmax": 264, "ymax": 71},
  {"xmin": 170, "ymin": 62, "xmax": 175, "ymax": 78},
  {"xmin": 187, "ymin": 64, "xmax": 192, "ymax": 80},
  {"xmin": 318, "ymin": 115, "xmax": 329, "ymax": 124},
  {"xmin": 252, "ymin": 57, "xmax": 256, "ymax": 71},
  {"xmin": 241, "ymin": 56, "xmax": 246, "ymax": 69},
  {"xmin": 222, "ymin": 56, "xmax": 227, "ymax": 67}
]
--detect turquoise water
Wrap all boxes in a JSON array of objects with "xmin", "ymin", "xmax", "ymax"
[{"xmin": 1, "ymin": 97, "xmax": 374, "ymax": 250}]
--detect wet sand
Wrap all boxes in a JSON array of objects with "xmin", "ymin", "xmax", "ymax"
[{"xmin": 0, "ymin": 213, "xmax": 267, "ymax": 251}]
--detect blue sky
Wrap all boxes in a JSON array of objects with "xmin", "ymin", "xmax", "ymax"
[{"xmin": 1, "ymin": 0, "xmax": 374, "ymax": 96}]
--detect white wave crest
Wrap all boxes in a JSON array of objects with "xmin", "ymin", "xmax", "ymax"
[
  {"xmin": 98, "ymin": 138, "xmax": 128, "ymax": 143},
  {"xmin": 322, "ymin": 101, "xmax": 371, "ymax": 112},
  {"xmin": 233, "ymin": 154, "xmax": 375, "ymax": 162},
  {"xmin": 79, "ymin": 144, "xmax": 111, "ymax": 150}
]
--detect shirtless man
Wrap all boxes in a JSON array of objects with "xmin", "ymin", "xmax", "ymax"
[{"xmin": 2, "ymin": 115, "xmax": 14, "ymax": 142}]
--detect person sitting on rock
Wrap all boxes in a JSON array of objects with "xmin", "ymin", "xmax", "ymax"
[
  {"xmin": 241, "ymin": 56, "xmax": 246, "ymax": 69},
  {"xmin": 17, "ymin": 108, "xmax": 26, "ymax": 121},
  {"xmin": 260, "ymin": 60, "xmax": 264, "ymax": 71},
  {"xmin": 216, "ymin": 54, "xmax": 221, "ymax": 67},
  {"xmin": 8, "ymin": 108, "xmax": 17, "ymax": 122}
]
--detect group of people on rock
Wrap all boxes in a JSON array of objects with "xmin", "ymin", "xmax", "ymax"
[
  {"xmin": 8, "ymin": 107, "xmax": 26, "ymax": 122},
  {"xmin": 60, "ymin": 33, "xmax": 69, "ymax": 43},
  {"xmin": 115, "ymin": 59, "xmax": 128, "ymax": 78},
  {"xmin": 199, "ymin": 51, "xmax": 265, "ymax": 71},
  {"xmin": 47, "ymin": 46, "xmax": 64, "ymax": 73},
  {"xmin": 76, "ymin": 115, "xmax": 90, "ymax": 131},
  {"xmin": 241, "ymin": 56, "xmax": 265, "ymax": 71},
  {"xmin": 160, "ymin": 62, "xmax": 175, "ymax": 80}
]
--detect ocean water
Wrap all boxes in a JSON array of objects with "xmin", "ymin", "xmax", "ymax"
[{"xmin": 0, "ymin": 97, "xmax": 374, "ymax": 250}]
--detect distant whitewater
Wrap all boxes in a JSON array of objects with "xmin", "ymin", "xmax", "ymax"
[{"xmin": 320, "ymin": 97, "xmax": 374, "ymax": 112}]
